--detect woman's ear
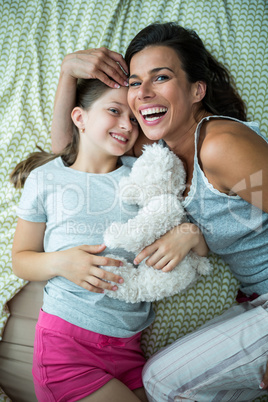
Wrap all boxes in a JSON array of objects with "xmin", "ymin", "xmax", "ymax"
[
  {"xmin": 71, "ymin": 107, "xmax": 85, "ymax": 130},
  {"xmin": 193, "ymin": 81, "xmax": 207, "ymax": 103}
]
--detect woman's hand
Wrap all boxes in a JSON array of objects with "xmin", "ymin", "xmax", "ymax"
[
  {"xmin": 61, "ymin": 47, "xmax": 129, "ymax": 88},
  {"xmin": 260, "ymin": 360, "xmax": 268, "ymax": 389},
  {"xmin": 133, "ymin": 223, "xmax": 208, "ymax": 272},
  {"xmin": 55, "ymin": 244, "xmax": 124, "ymax": 293}
]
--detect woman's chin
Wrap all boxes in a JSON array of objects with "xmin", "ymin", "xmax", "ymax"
[{"xmin": 144, "ymin": 130, "xmax": 166, "ymax": 142}]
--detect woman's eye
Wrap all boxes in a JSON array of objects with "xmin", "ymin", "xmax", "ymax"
[
  {"xmin": 156, "ymin": 75, "xmax": 168, "ymax": 82},
  {"xmin": 129, "ymin": 81, "xmax": 141, "ymax": 87}
]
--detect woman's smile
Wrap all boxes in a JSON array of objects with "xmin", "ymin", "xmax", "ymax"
[{"xmin": 139, "ymin": 105, "xmax": 168, "ymax": 124}]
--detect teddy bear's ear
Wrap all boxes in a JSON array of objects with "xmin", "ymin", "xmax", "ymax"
[{"xmin": 119, "ymin": 177, "xmax": 144, "ymax": 205}]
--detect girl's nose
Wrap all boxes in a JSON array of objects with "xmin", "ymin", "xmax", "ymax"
[{"xmin": 119, "ymin": 118, "xmax": 132, "ymax": 131}]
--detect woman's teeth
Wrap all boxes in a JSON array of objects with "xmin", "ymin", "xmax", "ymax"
[{"xmin": 140, "ymin": 107, "xmax": 167, "ymax": 121}]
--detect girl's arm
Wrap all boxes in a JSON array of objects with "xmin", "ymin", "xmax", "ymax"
[
  {"xmin": 51, "ymin": 48, "xmax": 129, "ymax": 154},
  {"xmin": 12, "ymin": 218, "xmax": 124, "ymax": 293}
]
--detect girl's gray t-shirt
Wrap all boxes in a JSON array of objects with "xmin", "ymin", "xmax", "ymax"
[{"xmin": 17, "ymin": 156, "xmax": 154, "ymax": 337}]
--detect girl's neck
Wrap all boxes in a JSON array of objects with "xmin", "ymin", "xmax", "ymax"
[{"xmin": 70, "ymin": 153, "xmax": 120, "ymax": 174}]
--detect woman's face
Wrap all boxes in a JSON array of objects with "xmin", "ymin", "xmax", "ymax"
[{"xmin": 128, "ymin": 45, "xmax": 202, "ymax": 142}]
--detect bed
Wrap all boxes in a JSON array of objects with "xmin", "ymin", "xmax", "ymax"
[{"xmin": 0, "ymin": 0, "xmax": 267, "ymax": 401}]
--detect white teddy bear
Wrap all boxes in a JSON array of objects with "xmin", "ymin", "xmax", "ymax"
[{"xmin": 103, "ymin": 143, "xmax": 212, "ymax": 303}]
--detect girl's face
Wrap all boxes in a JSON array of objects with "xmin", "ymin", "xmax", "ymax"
[
  {"xmin": 75, "ymin": 86, "xmax": 139, "ymax": 157},
  {"xmin": 128, "ymin": 45, "xmax": 203, "ymax": 142}
]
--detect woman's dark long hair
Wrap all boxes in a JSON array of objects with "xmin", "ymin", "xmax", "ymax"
[
  {"xmin": 125, "ymin": 22, "xmax": 247, "ymax": 121},
  {"xmin": 10, "ymin": 79, "xmax": 110, "ymax": 188}
]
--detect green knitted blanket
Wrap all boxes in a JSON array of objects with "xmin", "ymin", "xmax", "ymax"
[{"xmin": 0, "ymin": 1, "xmax": 267, "ymax": 400}]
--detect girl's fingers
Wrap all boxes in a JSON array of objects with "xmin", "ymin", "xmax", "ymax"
[
  {"xmin": 82, "ymin": 282, "xmax": 106, "ymax": 293},
  {"xmin": 94, "ymin": 255, "xmax": 123, "ymax": 268},
  {"xmin": 85, "ymin": 273, "xmax": 119, "ymax": 292},
  {"xmin": 90, "ymin": 264, "xmax": 124, "ymax": 286}
]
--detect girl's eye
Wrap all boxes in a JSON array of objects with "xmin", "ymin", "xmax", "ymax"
[
  {"xmin": 130, "ymin": 117, "xmax": 138, "ymax": 124},
  {"xmin": 109, "ymin": 108, "xmax": 119, "ymax": 114}
]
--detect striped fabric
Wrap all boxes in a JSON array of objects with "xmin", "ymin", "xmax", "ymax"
[{"xmin": 143, "ymin": 294, "xmax": 268, "ymax": 401}]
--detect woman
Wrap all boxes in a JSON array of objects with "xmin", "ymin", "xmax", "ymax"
[{"xmin": 51, "ymin": 22, "xmax": 268, "ymax": 400}]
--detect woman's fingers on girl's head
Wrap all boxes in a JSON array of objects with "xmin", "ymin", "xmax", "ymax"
[
  {"xmin": 98, "ymin": 62, "xmax": 128, "ymax": 87},
  {"xmin": 93, "ymin": 71, "xmax": 121, "ymax": 88},
  {"xmin": 95, "ymin": 52, "xmax": 128, "ymax": 85},
  {"xmin": 104, "ymin": 47, "xmax": 128, "ymax": 74}
]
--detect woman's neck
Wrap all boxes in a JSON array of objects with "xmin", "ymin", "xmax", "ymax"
[
  {"xmin": 165, "ymin": 110, "xmax": 211, "ymax": 164},
  {"xmin": 165, "ymin": 119, "xmax": 197, "ymax": 166},
  {"xmin": 165, "ymin": 110, "xmax": 212, "ymax": 196}
]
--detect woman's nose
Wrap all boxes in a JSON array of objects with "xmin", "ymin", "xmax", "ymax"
[{"xmin": 138, "ymin": 82, "xmax": 154, "ymax": 100}]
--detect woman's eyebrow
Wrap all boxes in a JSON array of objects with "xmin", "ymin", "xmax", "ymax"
[{"xmin": 129, "ymin": 67, "xmax": 174, "ymax": 80}]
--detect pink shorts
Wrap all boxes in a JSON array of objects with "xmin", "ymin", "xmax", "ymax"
[{"xmin": 32, "ymin": 310, "xmax": 146, "ymax": 402}]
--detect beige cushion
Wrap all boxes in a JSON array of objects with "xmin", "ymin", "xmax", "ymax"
[{"xmin": 0, "ymin": 282, "xmax": 45, "ymax": 402}]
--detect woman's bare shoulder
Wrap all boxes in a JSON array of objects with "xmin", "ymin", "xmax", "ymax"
[{"xmin": 201, "ymin": 118, "xmax": 266, "ymax": 164}]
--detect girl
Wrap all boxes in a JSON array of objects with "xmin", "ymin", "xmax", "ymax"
[
  {"xmin": 48, "ymin": 22, "xmax": 268, "ymax": 400},
  {"xmin": 11, "ymin": 79, "xmax": 154, "ymax": 402}
]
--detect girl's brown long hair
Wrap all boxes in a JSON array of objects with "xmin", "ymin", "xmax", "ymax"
[{"xmin": 10, "ymin": 79, "xmax": 110, "ymax": 189}]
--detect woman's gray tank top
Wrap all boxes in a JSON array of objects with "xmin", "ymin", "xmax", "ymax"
[{"xmin": 182, "ymin": 116, "xmax": 268, "ymax": 296}]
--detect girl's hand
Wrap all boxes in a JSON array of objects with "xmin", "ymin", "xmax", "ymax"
[
  {"xmin": 61, "ymin": 47, "xmax": 129, "ymax": 88},
  {"xmin": 56, "ymin": 244, "xmax": 124, "ymax": 293},
  {"xmin": 133, "ymin": 223, "xmax": 208, "ymax": 272},
  {"xmin": 12, "ymin": 220, "xmax": 124, "ymax": 294}
]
